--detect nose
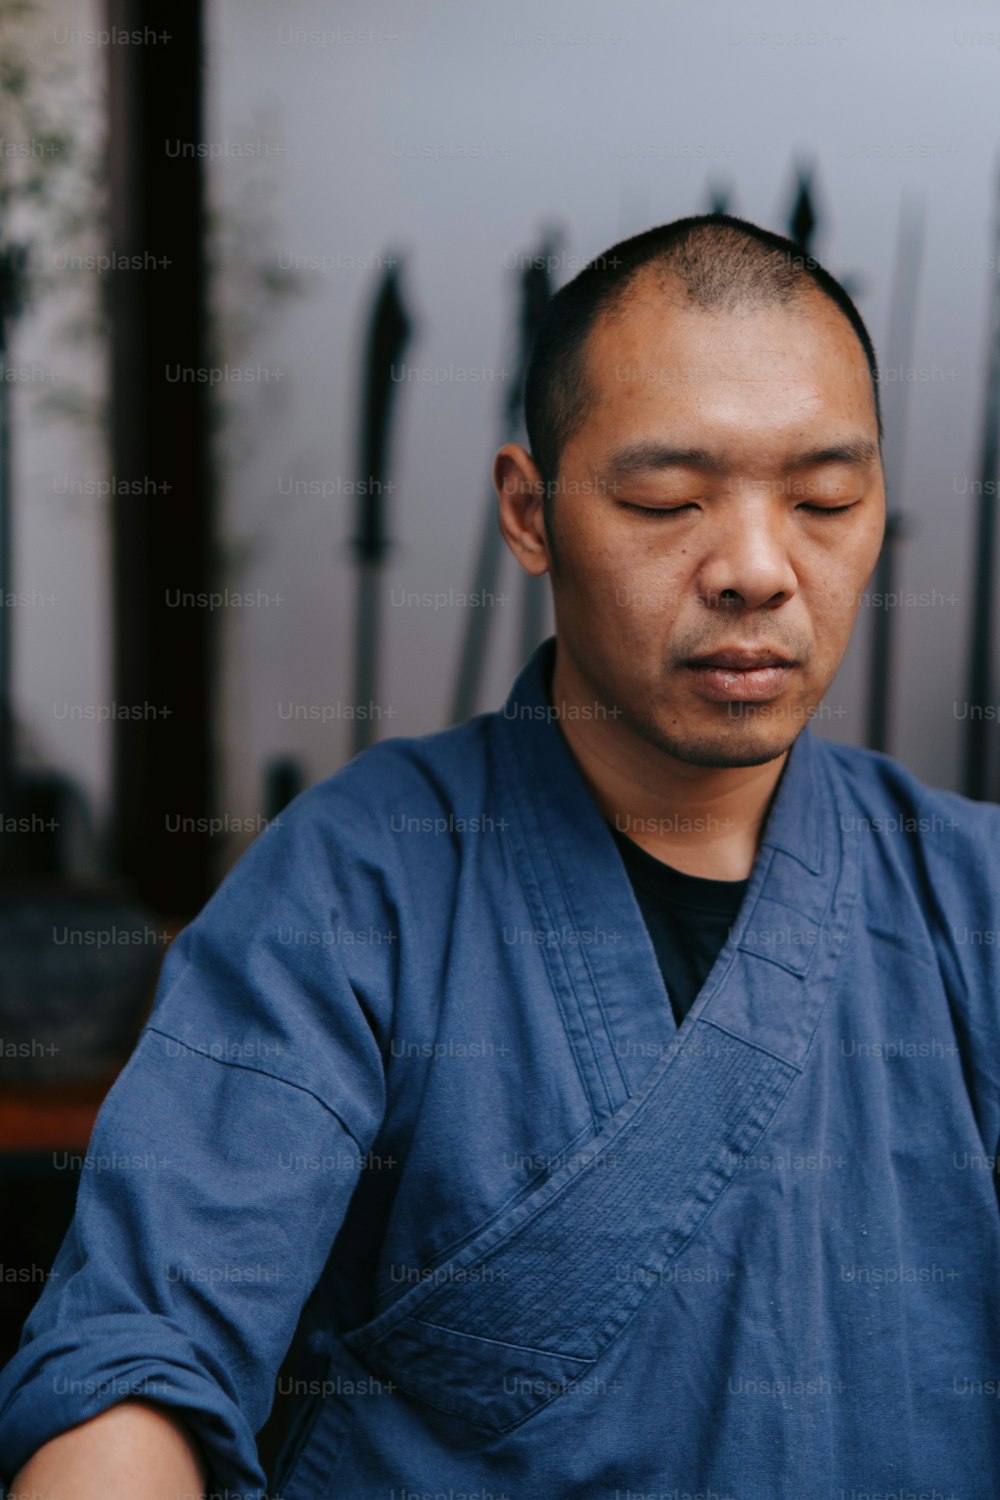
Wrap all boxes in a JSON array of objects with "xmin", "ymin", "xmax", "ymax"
[{"xmin": 693, "ymin": 493, "xmax": 798, "ymax": 611}]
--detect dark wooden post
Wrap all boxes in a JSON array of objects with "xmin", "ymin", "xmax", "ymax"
[{"xmin": 106, "ymin": 0, "xmax": 213, "ymax": 913}]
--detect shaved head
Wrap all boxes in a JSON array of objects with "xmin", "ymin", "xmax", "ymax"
[{"xmin": 523, "ymin": 214, "xmax": 883, "ymax": 521}]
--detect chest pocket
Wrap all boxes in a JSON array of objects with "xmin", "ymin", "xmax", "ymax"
[{"xmin": 342, "ymin": 1022, "xmax": 800, "ymax": 1431}]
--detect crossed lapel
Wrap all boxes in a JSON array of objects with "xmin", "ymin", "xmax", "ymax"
[{"xmin": 343, "ymin": 639, "xmax": 859, "ymax": 1432}]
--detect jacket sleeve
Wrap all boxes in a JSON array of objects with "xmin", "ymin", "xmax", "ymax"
[{"xmin": 0, "ymin": 785, "xmax": 391, "ymax": 1500}]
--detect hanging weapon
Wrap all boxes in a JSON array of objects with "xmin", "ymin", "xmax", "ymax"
[
  {"xmin": 705, "ymin": 184, "xmax": 733, "ymax": 215},
  {"xmin": 517, "ymin": 238, "xmax": 559, "ymax": 667},
  {"xmin": 962, "ymin": 162, "xmax": 1000, "ymax": 799},
  {"xmin": 450, "ymin": 233, "xmax": 558, "ymax": 724},
  {"xmin": 788, "ymin": 165, "xmax": 817, "ymax": 255},
  {"xmin": 866, "ymin": 199, "xmax": 924, "ymax": 753},
  {"xmin": 350, "ymin": 257, "xmax": 413, "ymax": 757}
]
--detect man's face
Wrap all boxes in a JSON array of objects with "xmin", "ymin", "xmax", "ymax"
[{"xmin": 544, "ymin": 278, "xmax": 886, "ymax": 768}]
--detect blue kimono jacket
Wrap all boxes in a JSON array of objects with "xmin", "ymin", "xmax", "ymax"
[{"xmin": 2, "ymin": 635, "xmax": 1000, "ymax": 1500}]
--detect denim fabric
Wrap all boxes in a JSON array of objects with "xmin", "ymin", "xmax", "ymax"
[{"xmin": 2, "ymin": 636, "xmax": 999, "ymax": 1499}]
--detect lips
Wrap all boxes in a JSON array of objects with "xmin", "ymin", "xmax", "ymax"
[
  {"xmin": 683, "ymin": 650, "xmax": 797, "ymax": 703},
  {"xmin": 686, "ymin": 650, "xmax": 795, "ymax": 670}
]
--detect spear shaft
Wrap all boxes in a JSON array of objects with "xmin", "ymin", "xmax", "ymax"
[
  {"xmin": 350, "ymin": 261, "xmax": 412, "ymax": 757},
  {"xmin": 963, "ymin": 168, "xmax": 1000, "ymax": 799},
  {"xmin": 451, "ymin": 239, "xmax": 555, "ymax": 724},
  {"xmin": 866, "ymin": 199, "xmax": 923, "ymax": 752}
]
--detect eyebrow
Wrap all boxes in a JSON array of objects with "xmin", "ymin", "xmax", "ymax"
[
  {"xmin": 601, "ymin": 436, "xmax": 880, "ymax": 480},
  {"xmin": 786, "ymin": 438, "xmax": 880, "ymax": 469}
]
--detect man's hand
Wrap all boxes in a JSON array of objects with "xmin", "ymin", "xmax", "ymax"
[{"xmin": 7, "ymin": 1399, "xmax": 207, "ymax": 1499}]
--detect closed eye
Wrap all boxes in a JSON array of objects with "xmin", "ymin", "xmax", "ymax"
[
  {"xmin": 618, "ymin": 502, "xmax": 698, "ymax": 517},
  {"xmin": 618, "ymin": 501, "xmax": 860, "ymax": 517},
  {"xmin": 798, "ymin": 502, "xmax": 858, "ymax": 515}
]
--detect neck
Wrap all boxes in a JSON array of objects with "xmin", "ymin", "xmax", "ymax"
[{"xmin": 549, "ymin": 644, "xmax": 789, "ymax": 882}]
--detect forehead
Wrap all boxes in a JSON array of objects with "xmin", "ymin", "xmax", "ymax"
[{"xmin": 577, "ymin": 279, "xmax": 878, "ymax": 464}]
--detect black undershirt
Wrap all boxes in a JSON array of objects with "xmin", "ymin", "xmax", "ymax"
[{"xmin": 609, "ymin": 825, "xmax": 749, "ymax": 1028}]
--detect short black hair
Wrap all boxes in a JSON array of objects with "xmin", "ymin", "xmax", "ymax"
[{"xmin": 523, "ymin": 213, "xmax": 883, "ymax": 501}]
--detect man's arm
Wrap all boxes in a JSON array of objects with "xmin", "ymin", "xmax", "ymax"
[
  {"xmin": 7, "ymin": 1401, "xmax": 206, "ymax": 1500},
  {"xmin": 0, "ymin": 778, "xmax": 392, "ymax": 1494}
]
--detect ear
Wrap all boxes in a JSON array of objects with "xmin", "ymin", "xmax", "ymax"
[{"xmin": 493, "ymin": 443, "xmax": 552, "ymax": 578}]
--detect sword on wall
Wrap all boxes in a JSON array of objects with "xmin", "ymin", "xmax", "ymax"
[
  {"xmin": 866, "ymin": 199, "xmax": 924, "ymax": 753},
  {"xmin": 350, "ymin": 257, "xmax": 413, "ymax": 757},
  {"xmin": 788, "ymin": 165, "xmax": 817, "ymax": 256},
  {"xmin": 450, "ymin": 234, "xmax": 557, "ymax": 724},
  {"xmin": 962, "ymin": 163, "xmax": 1000, "ymax": 799}
]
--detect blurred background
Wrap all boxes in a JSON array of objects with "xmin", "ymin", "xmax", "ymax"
[{"xmin": 1, "ymin": 0, "xmax": 999, "ymax": 1397}]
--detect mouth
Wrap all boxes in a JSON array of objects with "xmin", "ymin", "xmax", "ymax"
[
  {"xmin": 683, "ymin": 649, "xmax": 798, "ymax": 703},
  {"xmin": 686, "ymin": 649, "xmax": 795, "ymax": 669}
]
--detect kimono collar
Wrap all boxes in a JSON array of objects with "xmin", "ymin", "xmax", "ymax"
[{"xmin": 498, "ymin": 633, "xmax": 825, "ymax": 879}]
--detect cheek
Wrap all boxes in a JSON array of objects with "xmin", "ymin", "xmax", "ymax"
[
  {"xmin": 845, "ymin": 503, "xmax": 886, "ymax": 567},
  {"xmin": 802, "ymin": 520, "xmax": 883, "ymax": 601},
  {"xmin": 607, "ymin": 556, "xmax": 690, "ymax": 626},
  {"xmin": 798, "ymin": 572, "xmax": 866, "ymax": 663},
  {"xmin": 561, "ymin": 524, "xmax": 688, "ymax": 605}
]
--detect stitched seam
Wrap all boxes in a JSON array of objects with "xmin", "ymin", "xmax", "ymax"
[{"xmin": 144, "ymin": 1025, "xmax": 368, "ymax": 1152}]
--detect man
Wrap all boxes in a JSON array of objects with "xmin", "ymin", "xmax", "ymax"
[{"xmin": 3, "ymin": 214, "xmax": 999, "ymax": 1499}]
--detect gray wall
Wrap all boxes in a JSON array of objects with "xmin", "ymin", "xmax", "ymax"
[{"xmin": 11, "ymin": 0, "xmax": 1000, "ymax": 874}]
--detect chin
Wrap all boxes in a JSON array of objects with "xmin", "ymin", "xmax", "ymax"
[
  {"xmin": 669, "ymin": 740, "xmax": 793, "ymax": 770},
  {"xmin": 643, "ymin": 713, "xmax": 804, "ymax": 770}
]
